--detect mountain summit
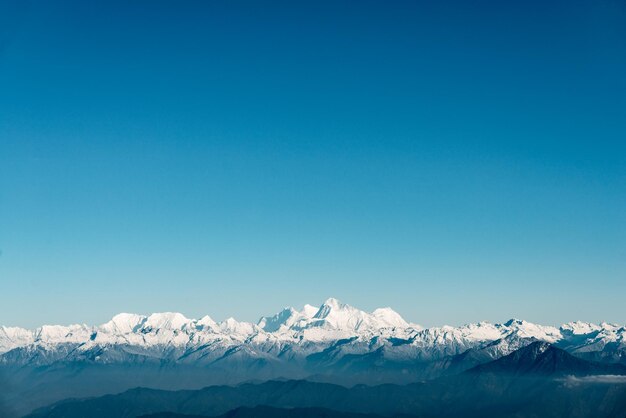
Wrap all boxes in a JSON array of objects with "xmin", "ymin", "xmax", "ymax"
[
  {"xmin": 256, "ymin": 298, "xmax": 409, "ymax": 335},
  {"xmin": 310, "ymin": 298, "xmax": 409, "ymax": 331}
]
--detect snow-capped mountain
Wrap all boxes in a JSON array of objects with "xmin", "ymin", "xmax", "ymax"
[
  {"xmin": 0, "ymin": 298, "xmax": 624, "ymax": 373},
  {"xmin": 2, "ymin": 298, "xmax": 625, "ymax": 418}
]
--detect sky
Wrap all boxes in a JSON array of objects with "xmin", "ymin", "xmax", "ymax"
[{"xmin": 0, "ymin": 0, "xmax": 625, "ymax": 328}]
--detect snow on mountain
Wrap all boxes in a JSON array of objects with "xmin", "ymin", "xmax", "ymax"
[
  {"xmin": 557, "ymin": 321, "xmax": 626, "ymax": 362},
  {"xmin": 143, "ymin": 312, "xmax": 190, "ymax": 330},
  {"xmin": 196, "ymin": 315, "xmax": 218, "ymax": 328},
  {"xmin": 257, "ymin": 304, "xmax": 318, "ymax": 332},
  {"xmin": 219, "ymin": 317, "xmax": 258, "ymax": 335},
  {"xmin": 0, "ymin": 326, "xmax": 34, "ymax": 353},
  {"xmin": 308, "ymin": 298, "xmax": 409, "ymax": 331},
  {"xmin": 372, "ymin": 307, "xmax": 410, "ymax": 328},
  {"xmin": 561, "ymin": 321, "xmax": 606, "ymax": 336},
  {"xmin": 0, "ymin": 298, "xmax": 624, "ymax": 371},
  {"xmin": 33, "ymin": 324, "xmax": 91, "ymax": 344},
  {"xmin": 302, "ymin": 304, "xmax": 319, "ymax": 317},
  {"xmin": 255, "ymin": 299, "xmax": 410, "ymax": 342},
  {"xmin": 501, "ymin": 318, "xmax": 561, "ymax": 343},
  {"xmin": 100, "ymin": 313, "xmax": 147, "ymax": 334}
]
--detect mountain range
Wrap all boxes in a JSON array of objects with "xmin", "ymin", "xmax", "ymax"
[
  {"xmin": 1, "ymin": 298, "xmax": 625, "ymax": 417},
  {"xmin": 2, "ymin": 298, "xmax": 624, "ymax": 367},
  {"xmin": 24, "ymin": 343, "xmax": 626, "ymax": 418}
]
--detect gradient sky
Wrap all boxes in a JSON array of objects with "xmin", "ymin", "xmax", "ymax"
[{"xmin": 1, "ymin": 0, "xmax": 625, "ymax": 328}]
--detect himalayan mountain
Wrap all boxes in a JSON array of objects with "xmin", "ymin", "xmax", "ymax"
[{"xmin": 1, "ymin": 298, "xmax": 625, "ymax": 417}]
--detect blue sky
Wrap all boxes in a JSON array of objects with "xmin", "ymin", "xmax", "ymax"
[{"xmin": 1, "ymin": 0, "xmax": 625, "ymax": 328}]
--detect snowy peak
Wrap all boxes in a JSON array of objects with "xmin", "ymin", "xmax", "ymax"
[
  {"xmin": 309, "ymin": 298, "xmax": 409, "ymax": 331},
  {"xmin": 501, "ymin": 318, "xmax": 561, "ymax": 342},
  {"xmin": 302, "ymin": 304, "xmax": 319, "ymax": 317},
  {"xmin": 143, "ymin": 312, "xmax": 190, "ymax": 330},
  {"xmin": 219, "ymin": 317, "xmax": 256, "ymax": 335},
  {"xmin": 258, "ymin": 307, "xmax": 298, "ymax": 332},
  {"xmin": 453, "ymin": 321, "xmax": 502, "ymax": 341},
  {"xmin": 372, "ymin": 307, "xmax": 409, "ymax": 328},
  {"xmin": 255, "ymin": 298, "xmax": 410, "ymax": 334},
  {"xmin": 313, "ymin": 297, "xmax": 352, "ymax": 320},
  {"xmin": 101, "ymin": 313, "xmax": 146, "ymax": 334},
  {"xmin": 196, "ymin": 315, "xmax": 218, "ymax": 331},
  {"xmin": 258, "ymin": 304, "xmax": 319, "ymax": 332}
]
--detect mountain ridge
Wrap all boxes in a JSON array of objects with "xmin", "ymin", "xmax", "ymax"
[
  {"xmin": 1, "ymin": 298, "xmax": 622, "ymax": 353},
  {"xmin": 3, "ymin": 313, "xmax": 626, "ymax": 418},
  {"xmin": 24, "ymin": 345, "xmax": 626, "ymax": 418},
  {"xmin": 1, "ymin": 298, "xmax": 624, "ymax": 372}
]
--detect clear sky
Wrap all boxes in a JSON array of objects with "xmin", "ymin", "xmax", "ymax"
[{"xmin": 1, "ymin": 0, "xmax": 625, "ymax": 328}]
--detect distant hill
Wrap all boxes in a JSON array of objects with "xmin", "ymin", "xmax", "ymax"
[
  {"xmin": 141, "ymin": 405, "xmax": 396, "ymax": 418},
  {"xmin": 26, "ymin": 343, "xmax": 626, "ymax": 418}
]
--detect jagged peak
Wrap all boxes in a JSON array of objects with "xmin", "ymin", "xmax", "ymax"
[
  {"xmin": 257, "ymin": 303, "xmax": 325, "ymax": 332},
  {"xmin": 2, "ymin": 302, "xmax": 625, "ymax": 354},
  {"xmin": 503, "ymin": 318, "xmax": 526, "ymax": 327},
  {"xmin": 196, "ymin": 315, "xmax": 218, "ymax": 329},
  {"xmin": 257, "ymin": 307, "xmax": 298, "ymax": 332},
  {"xmin": 314, "ymin": 297, "xmax": 348, "ymax": 317},
  {"xmin": 307, "ymin": 298, "xmax": 410, "ymax": 332}
]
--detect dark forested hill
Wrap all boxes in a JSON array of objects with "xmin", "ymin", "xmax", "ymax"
[
  {"xmin": 26, "ymin": 344, "xmax": 626, "ymax": 418},
  {"xmin": 140, "ymin": 405, "xmax": 398, "ymax": 418}
]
